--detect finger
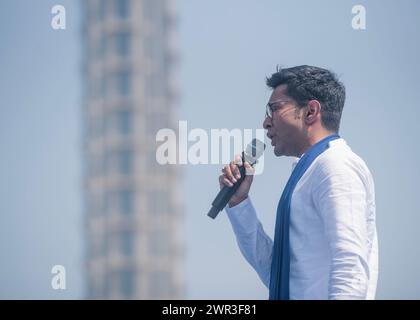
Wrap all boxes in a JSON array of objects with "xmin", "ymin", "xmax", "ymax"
[
  {"xmin": 219, "ymin": 174, "xmax": 232, "ymax": 187},
  {"xmin": 230, "ymin": 160, "xmax": 241, "ymax": 180},
  {"xmin": 219, "ymin": 177, "xmax": 225, "ymax": 189},
  {"xmin": 233, "ymin": 155, "xmax": 243, "ymax": 179},
  {"xmin": 223, "ymin": 164, "xmax": 237, "ymax": 183},
  {"xmin": 222, "ymin": 177, "xmax": 234, "ymax": 187},
  {"xmin": 234, "ymin": 154, "xmax": 243, "ymax": 166},
  {"xmin": 244, "ymin": 161, "xmax": 255, "ymax": 176}
]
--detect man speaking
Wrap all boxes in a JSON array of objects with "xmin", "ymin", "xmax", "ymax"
[{"xmin": 219, "ymin": 65, "xmax": 378, "ymax": 300}]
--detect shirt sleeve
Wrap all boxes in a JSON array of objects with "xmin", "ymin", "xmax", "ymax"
[
  {"xmin": 312, "ymin": 165, "xmax": 370, "ymax": 300},
  {"xmin": 225, "ymin": 197, "xmax": 273, "ymax": 288}
]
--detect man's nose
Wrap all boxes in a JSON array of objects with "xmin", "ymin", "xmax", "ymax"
[{"xmin": 263, "ymin": 116, "xmax": 272, "ymax": 130}]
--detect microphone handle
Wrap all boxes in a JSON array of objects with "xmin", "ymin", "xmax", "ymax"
[{"xmin": 207, "ymin": 158, "xmax": 247, "ymax": 219}]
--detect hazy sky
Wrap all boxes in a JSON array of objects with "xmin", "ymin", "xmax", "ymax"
[{"xmin": 1, "ymin": 0, "xmax": 420, "ymax": 299}]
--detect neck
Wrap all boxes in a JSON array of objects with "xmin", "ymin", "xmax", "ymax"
[{"xmin": 296, "ymin": 129, "xmax": 337, "ymax": 157}]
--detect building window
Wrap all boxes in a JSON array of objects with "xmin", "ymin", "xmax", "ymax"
[
  {"xmin": 118, "ymin": 150, "xmax": 133, "ymax": 175},
  {"xmin": 120, "ymin": 270, "xmax": 135, "ymax": 297},
  {"xmin": 116, "ymin": 71, "xmax": 131, "ymax": 96},
  {"xmin": 88, "ymin": 153, "xmax": 103, "ymax": 177},
  {"xmin": 148, "ymin": 190, "xmax": 169, "ymax": 215},
  {"xmin": 119, "ymin": 190, "xmax": 134, "ymax": 215},
  {"xmin": 102, "ymin": 231, "xmax": 110, "ymax": 256},
  {"xmin": 102, "ymin": 150, "xmax": 133, "ymax": 176},
  {"xmin": 102, "ymin": 151, "xmax": 111, "ymax": 175},
  {"xmin": 104, "ymin": 112, "xmax": 113, "ymax": 136},
  {"xmin": 88, "ymin": 79, "xmax": 96, "ymax": 99},
  {"xmin": 143, "ymin": 0, "xmax": 162, "ymax": 22},
  {"xmin": 145, "ymin": 67, "xmax": 163, "ymax": 99},
  {"xmin": 117, "ymin": 109, "xmax": 132, "ymax": 135},
  {"xmin": 85, "ymin": 35, "xmax": 95, "ymax": 60},
  {"xmin": 115, "ymin": 32, "xmax": 130, "ymax": 57},
  {"xmin": 103, "ymin": 190, "xmax": 112, "ymax": 214},
  {"xmin": 98, "ymin": 0, "xmax": 107, "ymax": 20},
  {"xmin": 121, "ymin": 230, "xmax": 135, "ymax": 256},
  {"xmin": 104, "ymin": 109, "xmax": 132, "ymax": 136},
  {"xmin": 100, "ymin": 76, "xmax": 107, "ymax": 97},
  {"xmin": 116, "ymin": 0, "xmax": 130, "ymax": 19},
  {"xmin": 103, "ymin": 106, "xmax": 133, "ymax": 135},
  {"xmin": 86, "ymin": 190, "xmax": 102, "ymax": 216},
  {"xmin": 100, "ymin": 35, "xmax": 107, "ymax": 58}
]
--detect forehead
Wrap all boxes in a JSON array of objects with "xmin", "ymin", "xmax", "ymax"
[{"xmin": 269, "ymin": 84, "xmax": 289, "ymax": 102}]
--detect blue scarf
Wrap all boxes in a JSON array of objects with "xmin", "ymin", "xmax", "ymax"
[{"xmin": 269, "ymin": 134, "xmax": 340, "ymax": 300}]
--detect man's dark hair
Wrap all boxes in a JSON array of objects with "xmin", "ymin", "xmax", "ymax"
[{"xmin": 266, "ymin": 65, "xmax": 346, "ymax": 132}]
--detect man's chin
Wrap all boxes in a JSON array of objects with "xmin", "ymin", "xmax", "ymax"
[{"xmin": 273, "ymin": 146, "xmax": 283, "ymax": 157}]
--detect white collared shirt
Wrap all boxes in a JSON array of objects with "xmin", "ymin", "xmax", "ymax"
[{"xmin": 225, "ymin": 138, "xmax": 378, "ymax": 300}]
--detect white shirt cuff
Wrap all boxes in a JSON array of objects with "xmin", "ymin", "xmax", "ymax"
[{"xmin": 225, "ymin": 197, "xmax": 260, "ymax": 235}]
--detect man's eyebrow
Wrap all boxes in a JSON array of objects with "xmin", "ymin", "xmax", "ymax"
[{"xmin": 268, "ymin": 98, "xmax": 286, "ymax": 105}]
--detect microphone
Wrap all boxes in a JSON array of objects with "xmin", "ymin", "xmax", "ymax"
[{"xmin": 207, "ymin": 138, "xmax": 266, "ymax": 219}]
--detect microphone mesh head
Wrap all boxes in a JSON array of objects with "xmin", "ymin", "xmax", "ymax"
[{"xmin": 245, "ymin": 138, "xmax": 266, "ymax": 163}]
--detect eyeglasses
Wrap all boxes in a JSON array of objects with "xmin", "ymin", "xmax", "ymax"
[{"xmin": 265, "ymin": 99, "xmax": 293, "ymax": 119}]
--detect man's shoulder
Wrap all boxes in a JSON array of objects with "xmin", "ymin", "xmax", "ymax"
[{"xmin": 313, "ymin": 138, "xmax": 373, "ymax": 180}]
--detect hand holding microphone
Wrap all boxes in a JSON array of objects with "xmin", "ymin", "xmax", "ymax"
[
  {"xmin": 219, "ymin": 155, "xmax": 254, "ymax": 208},
  {"xmin": 207, "ymin": 139, "xmax": 265, "ymax": 219}
]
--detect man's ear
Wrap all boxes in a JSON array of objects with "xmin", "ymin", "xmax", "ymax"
[{"xmin": 305, "ymin": 100, "xmax": 321, "ymax": 125}]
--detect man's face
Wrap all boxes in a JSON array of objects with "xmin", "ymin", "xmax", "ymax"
[{"xmin": 263, "ymin": 85, "xmax": 305, "ymax": 157}]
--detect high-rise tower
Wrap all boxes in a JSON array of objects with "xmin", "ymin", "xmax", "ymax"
[{"xmin": 82, "ymin": 0, "xmax": 183, "ymax": 299}]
